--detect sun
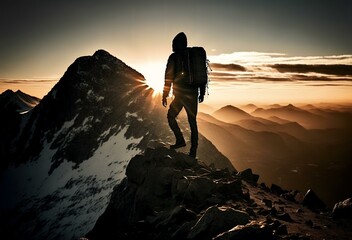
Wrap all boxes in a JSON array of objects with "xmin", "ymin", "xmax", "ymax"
[{"xmin": 138, "ymin": 62, "xmax": 165, "ymax": 97}]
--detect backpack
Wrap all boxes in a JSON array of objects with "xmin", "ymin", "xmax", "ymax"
[{"xmin": 186, "ymin": 47, "xmax": 210, "ymax": 87}]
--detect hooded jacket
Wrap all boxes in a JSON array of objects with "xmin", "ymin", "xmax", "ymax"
[{"xmin": 163, "ymin": 32, "xmax": 206, "ymax": 98}]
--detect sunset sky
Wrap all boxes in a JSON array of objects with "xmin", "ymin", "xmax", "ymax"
[{"xmin": 0, "ymin": 0, "xmax": 351, "ymax": 105}]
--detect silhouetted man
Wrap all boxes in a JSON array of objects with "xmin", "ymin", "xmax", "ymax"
[{"xmin": 162, "ymin": 32, "xmax": 206, "ymax": 158}]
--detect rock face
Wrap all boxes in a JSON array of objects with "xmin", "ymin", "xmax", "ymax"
[{"xmin": 86, "ymin": 147, "xmax": 351, "ymax": 240}]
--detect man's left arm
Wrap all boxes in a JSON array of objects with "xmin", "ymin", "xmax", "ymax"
[{"xmin": 198, "ymin": 85, "xmax": 206, "ymax": 103}]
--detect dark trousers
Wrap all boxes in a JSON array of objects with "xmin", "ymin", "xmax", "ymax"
[{"xmin": 167, "ymin": 93, "xmax": 198, "ymax": 149}]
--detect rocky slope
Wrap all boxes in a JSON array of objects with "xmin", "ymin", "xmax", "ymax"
[{"xmin": 85, "ymin": 147, "xmax": 352, "ymax": 240}]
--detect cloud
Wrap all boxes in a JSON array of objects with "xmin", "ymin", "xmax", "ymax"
[
  {"xmin": 209, "ymin": 52, "xmax": 352, "ymax": 66},
  {"xmin": 210, "ymin": 63, "xmax": 246, "ymax": 72},
  {"xmin": 207, "ymin": 52, "xmax": 352, "ymax": 87},
  {"xmin": 291, "ymin": 74, "xmax": 352, "ymax": 81},
  {"xmin": 0, "ymin": 79, "xmax": 58, "ymax": 84},
  {"xmin": 305, "ymin": 83, "xmax": 352, "ymax": 87},
  {"xmin": 270, "ymin": 64, "xmax": 352, "ymax": 76}
]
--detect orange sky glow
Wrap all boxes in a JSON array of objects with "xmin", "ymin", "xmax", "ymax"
[
  {"xmin": 1, "ymin": 1, "xmax": 352, "ymax": 106},
  {"xmin": 1, "ymin": 51, "xmax": 352, "ymax": 107}
]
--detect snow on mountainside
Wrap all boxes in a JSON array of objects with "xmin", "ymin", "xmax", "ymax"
[{"xmin": 0, "ymin": 50, "xmax": 233, "ymax": 240}]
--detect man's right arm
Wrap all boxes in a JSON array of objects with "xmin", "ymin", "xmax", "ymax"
[{"xmin": 162, "ymin": 54, "xmax": 175, "ymax": 106}]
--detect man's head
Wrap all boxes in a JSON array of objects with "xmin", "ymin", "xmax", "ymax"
[{"xmin": 172, "ymin": 32, "xmax": 187, "ymax": 52}]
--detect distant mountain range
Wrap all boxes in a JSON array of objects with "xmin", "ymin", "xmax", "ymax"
[
  {"xmin": 198, "ymin": 103, "xmax": 352, "ymax": 207},
  {"xmin": 0, "ymin": 90, "xmax": 41, "ymax": 170},
  {"xmin": 0, "ymin": 89, "xmax": 40, "ymax": 113}
]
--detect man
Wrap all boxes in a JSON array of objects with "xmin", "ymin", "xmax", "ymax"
[{"xmin": 162, "ymin": 32, "xmax": 206, "ymax": 158}]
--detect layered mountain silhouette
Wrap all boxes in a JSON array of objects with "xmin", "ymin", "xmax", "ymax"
[
  {"xmin": 0, "ymin": 89, "xmax": 40, "ymax": 113},
  {"xmin": 1, "ymin": 50, "xmax": 351, "ymax": 240},
  {"xmin": 197, "ymin": 103, "xmax": 352, "ymax": 207},
  {"xmin": 252, "ymin": 104, "xmax": 325, "ymax": 129},
  {"xmin": 0, "ymin": 90, "xmax": 40, "ymax": 170},
  {"xmin": 0, "ymin": 50, "xmax": 231, "ymax": 240}
]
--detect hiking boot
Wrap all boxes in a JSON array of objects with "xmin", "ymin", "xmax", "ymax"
[
  {"xmin": 188, "ymin": 146, "xmax": 197, "ymax": 158},
  {"xmin": 170, "ymin": 140, "xmax": 186, "ymax": 149}
]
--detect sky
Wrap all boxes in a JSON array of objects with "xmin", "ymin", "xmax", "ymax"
[{"xmin": 0, "ymin": 0, "xmax": 351, "ymax": 104}]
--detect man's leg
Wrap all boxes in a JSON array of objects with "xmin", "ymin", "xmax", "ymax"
[
  {"xmin": 184, "ymin": 93, "xmax": 198, "ymax": 157},
  {"xmin": 167, "ymin": 97, "xmax": 186, "ymax": 148}
]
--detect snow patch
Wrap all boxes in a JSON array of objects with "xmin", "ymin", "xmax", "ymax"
[
  {"xmin": 0, "ymin": 126, "xmax": 143, "ymax": 240},
  {"xmin": 51, "ymin": 89, "xmax": 57, "ymax": 99},
  {"xmin": 62, "ymin": 114, "xmax": 78, "ymax": 130},
  {"xmin": 102, "ymin": 64, "xmax": 111, "ymax": 70},
  {"xmin": 98, "ymin": 126, "xmax": 115, "ymax": 142},
  {"xmin": 126, "ymin": 112, "xmax": 138, "ymax": 118},
  {"xmin": 87, "ymin": 89, "xmax": 104, "ymax": 102},
  {"xmin": 19, "ymin": 110, "xmax": 30, "ymax": 115}
]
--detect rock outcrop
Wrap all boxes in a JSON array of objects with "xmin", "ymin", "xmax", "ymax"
[
  {"xmin": 85, "ymin": 147, "xmax": 352, "ymax": 240},
  {"xmin": 333, "ymin": 198, "xmax": 352, "ymax": 218}
]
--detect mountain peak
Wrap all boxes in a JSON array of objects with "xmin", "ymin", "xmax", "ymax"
[
  {"xmin": 0, "ymin": 89, "xmax": 40, "ymax": 112},
  {"xmin": 213, "ymin": 105, "xmax": 252, "ymax": 123},
  {"xmin": 11, "ymin": 50, "xmax": 148, "ymax": 170},
  {"xmin": 93, "ymin": 49, "xmax": 112, "ymax": 57},
  {"xmin": 285, "ymin": 104, "xmax": 295, "ymax": 108},
  {"xmin": 92, "ymin": 49, "xmax": 119, "ymax": 63},
  {"xmin": 2, "ymin": 89, "xmax": 14, "ymax": 95},
  {"xmin": 283, "ymin": 104, "xmax": 307, "ymax": 113},
  {"xmin": 218, "ymin": 105, "xmax": 249, "ymax": 114}
]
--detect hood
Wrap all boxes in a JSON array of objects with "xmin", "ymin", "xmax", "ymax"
[{"xmin": 172, "ymin": 32, "xmax": 187, "ymax": 52}]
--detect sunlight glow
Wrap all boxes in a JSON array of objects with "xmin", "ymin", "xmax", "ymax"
[{"xmin": 137, "ymin": 62, "xmax": 165, "ymax": 97}]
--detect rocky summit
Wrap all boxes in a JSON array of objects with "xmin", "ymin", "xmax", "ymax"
[{"xmin": 85, "ymin": 147, "xmax": 352, "ymax": 240}]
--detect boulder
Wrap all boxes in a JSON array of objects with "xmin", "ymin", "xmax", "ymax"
[
  {"xmin": 213, "ymin": 221, "xmax": 275, "ymax": 240},
  {"xmin": 148, "ymin": 205, "xmax": 197, "ymax": 227},
  {"xmin": 183, "ymin": 176, "xmax": 217, "ymax": 207},
  {"xmin": 270, "ymin": 184, "xmax": 287, "ymax": 195},
  {"xmin": 302, "ymin": 189, "xmax": 326, "ymax": 210},
  {"xmin": 237, "ymin": 169, "xmax": 259, "ymax": 184},
  {"xmin": 125, "ymin": 154, "xmax": 148, "ymax": 184},
  {"xmin": 217, "ymin": 179, "xmax": 243, "ymax": 198},
  {"xmin": 332, "ymin": 198, "xmax": 352, "ymax": 218},
  {"xmin": 187, "ymin": 206, "xmax": 250, "ymax": 239}
]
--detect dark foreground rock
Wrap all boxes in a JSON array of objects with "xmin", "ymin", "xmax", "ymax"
[
  {"xmin": 85, "ymin": 147, "xmax": 352, "ymax": 240},
  {"xmin": 333, "ymin": 198, "xmax": 352, "ymax": 218}
]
